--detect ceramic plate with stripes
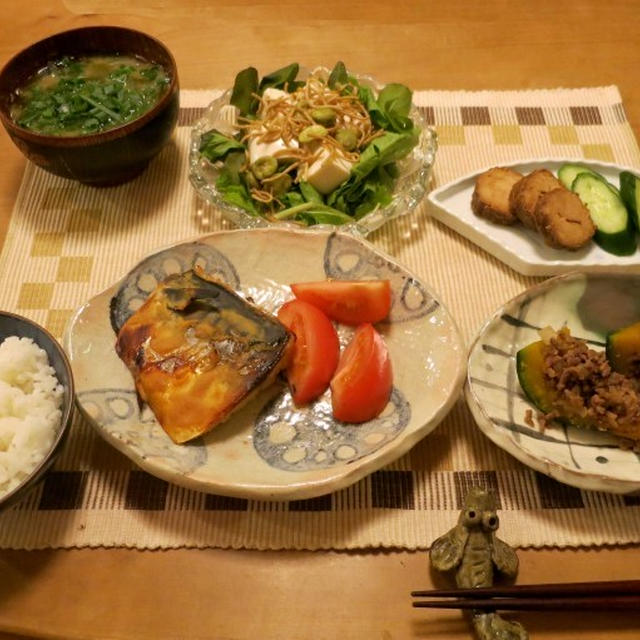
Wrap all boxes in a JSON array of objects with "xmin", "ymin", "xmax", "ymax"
[{"xmin": 465, "ymin": 272, "xmax": 640, "ymax": 494}]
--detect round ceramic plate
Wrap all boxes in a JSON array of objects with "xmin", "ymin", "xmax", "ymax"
[
  {"xmin": 428, "ymin": 158, "xmax": 640, "ymax": 276},
  {"xmin": 66, "ymin": 229, "xmax": 465, "ymax": 500},
  {"xmin": 465, "ymin": 271, "xmax": 640, "ymax": 494}
]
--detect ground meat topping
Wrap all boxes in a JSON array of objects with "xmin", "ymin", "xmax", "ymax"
[{"xmin": 537, "ymin": 327, "xmax": 640, "ymax": 441}]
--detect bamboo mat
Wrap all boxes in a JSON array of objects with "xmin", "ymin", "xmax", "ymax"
[{"xmin": 1, "ymin": 86, "xmax": 639, "ymax": 550}]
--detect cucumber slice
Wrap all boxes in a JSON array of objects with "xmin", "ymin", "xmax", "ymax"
[
  {"xmin": 571, "ymin": 173, "xmax": 637, "ymax": 255},
  {"xmin": 557, "ymin": 163, "xmax": 602, "ymax": 190},
  {"xmin": 620, "ymin": 170, "xmax": 640, "ymax": 232},
  {"xmin": 558, "ymin": 163, "xmax": 622, "ymax": 196}
]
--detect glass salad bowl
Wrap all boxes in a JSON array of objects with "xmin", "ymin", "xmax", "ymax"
[{"xmin": 189, "ymin": 65, "xmax": 437, "ymax": 236}]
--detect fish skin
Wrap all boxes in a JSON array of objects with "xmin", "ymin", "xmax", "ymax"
[{"xmin": 116, "ymin": 268, "xmax": 293, "ymax": 444}]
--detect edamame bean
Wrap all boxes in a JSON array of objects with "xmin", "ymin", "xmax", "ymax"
[
  {"xmin": 299, "ymin": 124, "xmax": 328, "ymax": 143},
  {"xmin": 311, "ymin": 107, "xmax": 336, "ymax": 126},
  {"xmin": 269, "ymin": 173, "xmax": 293, "ymax": 196},
  {"xmin": 335, "ymin": 128, "xmax": 358, "ymax": 151},
  {"xmin": 251, "ymin": 155, "xmax": 278, "ymax": 180}
]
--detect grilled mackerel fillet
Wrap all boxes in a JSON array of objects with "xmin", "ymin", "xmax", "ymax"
[{"xmin": 115, "ymin": 268, "xmax": 293, "ymax": 443}]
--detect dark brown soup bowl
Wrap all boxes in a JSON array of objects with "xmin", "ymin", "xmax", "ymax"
[{"xmin": 0, "ymin": 26, "xmax": 179, "ymax": 186}]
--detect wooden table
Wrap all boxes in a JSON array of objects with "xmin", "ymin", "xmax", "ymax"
[{"xmin": 1, "ymin": 2, "xmax": 640, "ymax": 638}]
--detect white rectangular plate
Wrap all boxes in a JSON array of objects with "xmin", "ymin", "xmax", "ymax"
[{"xmin": 427, "ymin": 158, "xmax": 640, "ymax": 276}]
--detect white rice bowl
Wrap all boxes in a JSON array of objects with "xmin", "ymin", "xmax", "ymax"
[{"xmin": 0, "ymin": 336, "xmax": 64, "ymax": 498}]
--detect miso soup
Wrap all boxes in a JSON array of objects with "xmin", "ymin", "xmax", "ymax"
[{"xmin": 10, "ymin": 54, "xmax": 170, "ymax": 136}]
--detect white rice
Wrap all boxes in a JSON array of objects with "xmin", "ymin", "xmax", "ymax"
[{"xmin": 0, "ymin": 336, "xmax": 64, "ymax": 499}]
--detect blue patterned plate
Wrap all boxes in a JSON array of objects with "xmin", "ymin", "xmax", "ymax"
[
  {"xmin": 66, "ymin": 229, "xmax": 465, "ymax": 500},
  {"xmin": 465, "ymin": 271, "xmax": 640, "ymax": 494}
]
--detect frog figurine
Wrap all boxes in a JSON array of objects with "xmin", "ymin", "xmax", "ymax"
[{"xmin": 429, "ymin": 486, "xmax": 528, "ymax": 640}]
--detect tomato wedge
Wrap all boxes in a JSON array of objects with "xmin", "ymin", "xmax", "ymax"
[
  {"xmin": 330, "ymin": 323, "xmax": 393, "ymax": 423},
  {"xmin": 290, "ymin": 280, "xmax": 391, "ymax": 326},
  {"xmin": 277, "ymin": 299, "xmax": 340, "ymax": 406}
]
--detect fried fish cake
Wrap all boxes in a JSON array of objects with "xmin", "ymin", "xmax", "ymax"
[
  {"xmin": 509, "ymin": 169, "xmax": 564, "ymax": 230},
  {"xmin": 535, "ymin": 188, "xmax": 596, "ymax": 250},
  {"xmin": 471, "ymin": 167, "xmax": 523, "ymax": 225}
]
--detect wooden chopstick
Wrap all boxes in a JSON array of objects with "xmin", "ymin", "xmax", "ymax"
[
  {"xmin": 412, "ymin": 595, "xmax": 640, "ymax": 611},
  {"xmin": 411, "ymin": 578, "xmax": 640, "ymax": 599},
  {"xmin": 411, "ymin": 580, "xmax": 640, "ymax": 611}
]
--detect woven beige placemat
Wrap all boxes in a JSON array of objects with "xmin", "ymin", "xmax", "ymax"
[{"xmin": 1, "ymin": 87, "xmax": 639, "ymax": 550}]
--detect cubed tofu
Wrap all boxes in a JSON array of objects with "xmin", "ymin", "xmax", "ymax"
[
  {"xmin": 306, "ymin": 149, "xmax": 353, "ymax": 195},
  {"xmin": 261, "ymin": 87, "xmax": 291, "ymax": 104},
  {"xmin": 248, "ymin": 89, "xmax": 298, "ymax": 163},
  {"xmin": 248, "ymin": 133, "xmax": 299, "ymax": 164}
]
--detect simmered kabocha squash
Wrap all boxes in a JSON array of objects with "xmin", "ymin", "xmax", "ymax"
[
  {"xmin": 517, "ymin": 328, "xmax": 640, "ymax": 442},
  {"xmin": 516, "ymin": 340, "xmax": 556, "ymax": 413},
  {"xmin": 606, "ymin": 320, "xmax": 640, "ymax": 376},
  {"xmin": 516, "ymin": 339, "xmax": 591, "ymax": 428}
]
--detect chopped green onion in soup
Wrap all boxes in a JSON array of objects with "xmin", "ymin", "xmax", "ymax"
[{"xmin": 10, "ymin": 54, "xmax": 170, "ymax": 136}]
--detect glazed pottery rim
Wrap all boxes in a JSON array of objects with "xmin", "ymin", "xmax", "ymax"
[
  {"xmin": 66, "ymin": 227, "xmax": 467, "ymax": 501},
  {"xmin": 465, "ymin": 270, "xmax": 640, "ymax": 494},
  {"xmin": 0, "ymin": 25, "xmax": 179, "ymax": 148},
  {"xmin": 0, "ymin": 310, "xmax": 75, "ymax": 509}
]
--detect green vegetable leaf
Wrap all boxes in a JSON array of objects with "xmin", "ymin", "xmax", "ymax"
[
  {"xmin": 355, "ymin": 130, "xmax": 419, "ymax": 175},
  {"xmin": 278, "ymin": 182, "xmax": 325, "ymax": 210},
  {"xmin": 353, "ymin": 168, "xmax": 394, "ymax": 218},
  {"xmin": 230, "ymin": 66, "xmax": 259, "ymax": 116},
  {"xmin": 357, "ymin": 82, "xmax": 415, "ymax": 133},
  {"xmin": 327, "ymin": 130, "xmax": 418, "ymax": 214},
  {"xmin": 328, "ymin": 61, "xmax": 349, "ymax": 91},
  {"xmin": 299, "ymin": 181, "xmax": 324, "ymax": 204},
  {"xmin": 357, "ymin": 85, "xmax": 389, "ymax": 130},
  {"xmin": 297, "ymin": 209, "xmax": 355, "ymax": 226},
  {"xmin": 280, "ymin": 189, "xmax": 306, "ymax": 209},
  {"xmin": 272, "ymin": 201, "xmax": 354, "ymax": 225},
  {"xmin": 376, "ymin": 83, "xmax": 414, "ymax": 132},
  {"xmin": 259, "ymin": 63, "xmax": 301, "ymax": 94},
  {"xmin": 223, "ymin": 151, "xmax": 247, "ymax": 180},
  {"xmin": 199, "ymin": 130, "xmax": 246, "ymax": 163},
  {"xmin": 216, "ymin": 168, "xmax": 257, "ymax": 214}
]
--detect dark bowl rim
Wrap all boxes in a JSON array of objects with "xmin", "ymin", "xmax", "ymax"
[
  {"xmin": 0, "ymin": 310, "xmax": 75, "ymax": 509},
  {"xmin": 0, "ymin": 25, "xmax": 179, "ymax": 147}
]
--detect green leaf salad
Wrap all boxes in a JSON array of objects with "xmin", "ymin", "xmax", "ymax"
[{"xmin": 198, "ymin": 62, "xmax": 421, "ymax": 226}]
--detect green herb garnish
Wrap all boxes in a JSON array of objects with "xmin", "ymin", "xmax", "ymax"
[{"xmin": 11, "ymin": 54, "xmax": 170, "ymax": 136}]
